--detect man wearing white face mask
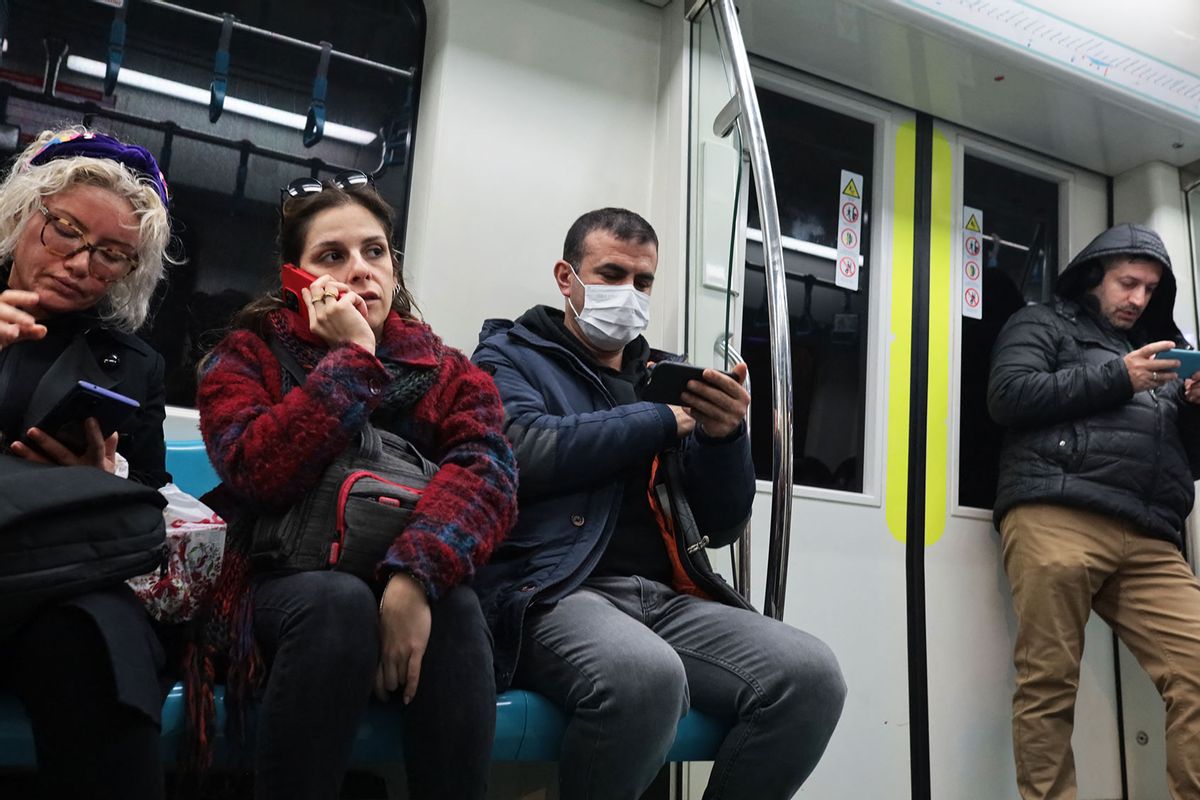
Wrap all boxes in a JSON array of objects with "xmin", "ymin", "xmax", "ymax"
[{"xmin": 472, "ymin": 208, "xmax": 846, "ymax": 800}]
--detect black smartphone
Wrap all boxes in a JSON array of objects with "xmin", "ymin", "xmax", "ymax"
[
  {"xmin": 642, "ymin": 362, "xmax": 737, "ymax": 404},
  {"xmin": 26, "ymin": 381, "xmax": 140, "ymax": 453}
]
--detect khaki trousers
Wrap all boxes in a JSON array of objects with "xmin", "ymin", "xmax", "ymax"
[{"xmin": 1000, "ymin": 503, "xmax": 1200, "ymax": 800}]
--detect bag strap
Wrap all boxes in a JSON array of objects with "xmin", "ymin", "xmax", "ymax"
[
  {"xmin": 266, "ymin": 336, "xmax": 381, "ymax": 457},
  {"xmin": 266, "ymin": 337, "xmax": 308, "ymax": 389}
]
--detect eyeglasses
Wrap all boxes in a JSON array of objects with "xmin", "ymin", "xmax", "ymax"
[
  {"xmin": 38, "ymin": 205, "xmax": 138, "ymax": 284},
  {"xmin": 279, "ymin": 170, "xmax": 374, "ymax": 208}
]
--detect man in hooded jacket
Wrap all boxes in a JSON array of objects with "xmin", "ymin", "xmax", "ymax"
[
  {"xmin": 472, "ymin": 208, "xmax": 846, "ymax": 800},
  {"xmin": 988, "ymin": 223, "xmax": 1200, "ymax": 799}
]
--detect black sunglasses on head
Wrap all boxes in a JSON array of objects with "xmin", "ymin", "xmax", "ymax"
[{"xmin": 279, "ymin": 170, "xmax": 374, "ymax": 207}]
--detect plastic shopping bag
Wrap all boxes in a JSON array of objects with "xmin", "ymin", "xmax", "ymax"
[{"xmin": 128, "ymin": 483, "xmax": 226, "ymax": 623}]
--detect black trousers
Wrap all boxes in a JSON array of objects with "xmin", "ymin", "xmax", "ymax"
[
  {"xmin": 1, "ymin": 599, "xmax": 164, "ymax": 800},
  {"xmin": 252, "ymin": 571, "xmax": 497, "ymax": 800}
]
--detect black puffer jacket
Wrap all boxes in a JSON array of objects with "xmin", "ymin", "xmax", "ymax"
[{"xmin": 988, "ymin": 224, "xmax": 1200, "ymax": 546}]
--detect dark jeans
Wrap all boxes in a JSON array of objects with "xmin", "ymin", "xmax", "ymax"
[
  {"xmin": 2, "ymin": 601, "xmax": 163, "ymax": 800},
  {"xmin": 252, "ymin": 571, "xmax": 496, "ymax": 800}
]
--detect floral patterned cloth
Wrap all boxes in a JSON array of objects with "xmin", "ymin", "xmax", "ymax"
[{"xmin": 127, "ymin": 483, "xmax": 226, "ymax": 623}]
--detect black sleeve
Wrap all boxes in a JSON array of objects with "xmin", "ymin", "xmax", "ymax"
[
  {"xmin": 121, "ymin": 350, "xmax": 169, "ymax": 488},
  {"xmin": 1176, "ymin": 389, "xmax": 1200, "ymax": 480},
  {"xmin": 987, "ymin": 308, "xmax": 1133, "ymax": 429}
]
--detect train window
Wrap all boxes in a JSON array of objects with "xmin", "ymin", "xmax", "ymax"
[
  {"xmin": 1, "ymin": 0, "xmax": 425, "ymax": 407},
  {"xmin": 741, "ymin": 90, "xmax": 873, "ymax": 492},
  {"xmin": 957, "ymin": 155, "xmax": 1059, "ymax": 509}
]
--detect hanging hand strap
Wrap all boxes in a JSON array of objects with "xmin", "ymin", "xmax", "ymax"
[
  {"xmin": 103, "ymin": 2, "xmax": 127, "ymax": 96},
  {"xmin": 208, "ymin": 13, "xmax": 235, "ymax": 123},
  {"xmin": 303, "ymin": 41, "xmax": 332, "ymax": 148}
]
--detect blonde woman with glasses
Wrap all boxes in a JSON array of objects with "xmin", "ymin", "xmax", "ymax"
[{"xmin": 0, "ymin": 127, "xmax": 174, "ymax": 800}]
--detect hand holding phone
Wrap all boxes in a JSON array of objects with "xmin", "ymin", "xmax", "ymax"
[
  {"xmin": 281, "ymin": 263, "xmax": 323, "ymax": 343},
  {"xmin": 643, "ymin": 362, "xmax": 737, "ymax": 404},
  {"xmin": 280, "ymin": 264, "xmax": 374, "ymax": 351},
  {"xmin": 1155, "ymin": 348, "xmax": 1200, "ymax": 380},
  {"xmin": 644, "ymin": 362, "xmax": 749, "ymax": 439},
  {"xmin": 13, "ymin": 381, "xmax": 137, "ymax": 470}
]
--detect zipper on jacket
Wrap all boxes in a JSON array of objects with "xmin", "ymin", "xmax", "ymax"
[
  {"xmin": 1149, "ymin": 388, "xmax": 1163, "ymax": 512},
  {"xmin": 332, "ymin": 470, "xmax": 425, "ymax": 566}
]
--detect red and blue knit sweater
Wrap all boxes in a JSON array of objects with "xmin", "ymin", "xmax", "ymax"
[{"xmin": 196, "ymin": 310, "xmax": 517, "ymax": 598}]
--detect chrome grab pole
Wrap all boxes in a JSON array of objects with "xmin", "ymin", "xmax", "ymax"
[{"xmin": 690, "ymin": 0, "xmax": 794, "ymax": 620}]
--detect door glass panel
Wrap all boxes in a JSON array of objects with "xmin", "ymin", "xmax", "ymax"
[
  {"xmin": 741, "ymin": 89, "xmax": 873, "ymax": 492},
  {"xmin": 958, "ymin": 155, "xmax": 1059, "ymax": 509}
]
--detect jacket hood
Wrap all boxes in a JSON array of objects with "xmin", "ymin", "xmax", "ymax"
[
  {"xmin": 1055, "ymin": 223, "xmax": 1183, "ymax": 345},
  {"xmin": 478, "ymin": 317, "xmax": 515, "ymax": 344}
]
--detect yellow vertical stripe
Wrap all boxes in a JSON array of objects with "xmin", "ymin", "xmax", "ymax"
[
  {"xmin": 923, "ymin": 130, "xmax": 953, "ymax": 546},
  {"xmin": 885, "ymin": 122, "xmax": 916, "ymax": 543}
]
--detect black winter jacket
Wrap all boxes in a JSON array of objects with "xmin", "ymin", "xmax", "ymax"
[{"xmin": 988, "ymin": 224, "xmax": 1200, "ymax": 546}]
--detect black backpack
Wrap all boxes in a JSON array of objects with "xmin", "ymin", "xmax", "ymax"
[{"xmin": 0, "ymin": 455, "xmax": 166, "ymax": 631}]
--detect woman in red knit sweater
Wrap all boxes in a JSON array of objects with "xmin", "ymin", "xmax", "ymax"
[{"xmin": 194, "ymin": 174, "xmax": 516, "ymax": 799}]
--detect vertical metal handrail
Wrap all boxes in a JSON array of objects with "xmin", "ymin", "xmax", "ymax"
[{"xmin": 689, "ymin": 0, "xmax": 794, "ymax": 620}]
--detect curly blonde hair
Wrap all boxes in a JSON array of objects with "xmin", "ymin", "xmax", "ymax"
[{"xmin": 0, "ymin": 126, "xmax": 174, "ymax": 331}]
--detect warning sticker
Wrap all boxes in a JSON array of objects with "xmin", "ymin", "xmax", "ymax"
[
  {"xmin": 836, "ymin": 169, "xmax": 864, "ymax": 291},
  {"xmin": 961, "ymin": 206, "xmax": 984, "ymax": 320}
]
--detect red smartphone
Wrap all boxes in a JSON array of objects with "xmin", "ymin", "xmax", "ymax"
[{"xmin": 280, "ymin": 263, "xmax": 320, "ymax": 342}]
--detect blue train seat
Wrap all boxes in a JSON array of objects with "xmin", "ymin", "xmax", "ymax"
[
  {"xmin": 165, "ymin": 440, "xmax": 221, "ymax": 499},
  {"xmin": 0, "ymin": 439, "xmax": 729, "ymax": 768}
]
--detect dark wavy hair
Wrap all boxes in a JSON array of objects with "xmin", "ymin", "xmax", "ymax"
[{"xmin": 230, "ymin": 181, "xmax": 416, "ymax": 337}]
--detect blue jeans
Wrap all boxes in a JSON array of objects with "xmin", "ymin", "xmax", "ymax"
[
  {"xmin": 252, "ymin": 571, "xmax": 496, "ymax": 799},
  {"xmin": 514, "ymin": 576, "xmax": 846, "ymax": 800}
]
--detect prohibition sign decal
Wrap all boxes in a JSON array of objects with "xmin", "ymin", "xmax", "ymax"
[
  {"xmin": 839, "ymin": 256, "xmax": 857, "ymax": 278},
  {"xmin": 964, "ymin": 287, "xmax": 981, "ymax": 309},
  {"xmin": 841, "ymin": 202, "xmax": 860, "ymax": 224},
  {"xmin": 965, "ymin": 261, "xmax": 980, "ymax": 280},
  {"xmin": 840, "ymin": 228, "xmax": 858, "ymax": 249},
  {"xmin": 965, "ymin": 237, "xmax": 980, "ymax": 257}
]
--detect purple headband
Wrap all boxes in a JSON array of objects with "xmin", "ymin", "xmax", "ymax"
[{"xmin": 28, "ymin": 131, "xmax": 170, "ymax": 206}]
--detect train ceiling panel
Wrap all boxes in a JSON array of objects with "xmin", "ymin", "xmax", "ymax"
[{"xmin": 737, "ymin": 0, "xmax": 1200, "ymax": 176}]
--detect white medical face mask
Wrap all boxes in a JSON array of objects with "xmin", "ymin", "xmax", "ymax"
[{"xmin": 567, "ymin": 268, "xmax": 651, "ymax": 352}]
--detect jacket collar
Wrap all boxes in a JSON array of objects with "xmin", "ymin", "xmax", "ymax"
[{"xmin": 479, "ymin": 308, "xmax": 687, "ymax": 406}]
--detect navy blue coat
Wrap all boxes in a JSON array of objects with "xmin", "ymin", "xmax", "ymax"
[{"xmin": 471, "ymin": 316, "xmax": 755, "ymax": 688}]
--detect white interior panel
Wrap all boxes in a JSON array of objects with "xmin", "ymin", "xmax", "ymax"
[
  {"xmin": 734, "ymin": 0, "xmax": 1200, "ymax": 176},
  {"xmin": 403, "ymin": 0, "xmax": 684, "ymax": 355}
]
